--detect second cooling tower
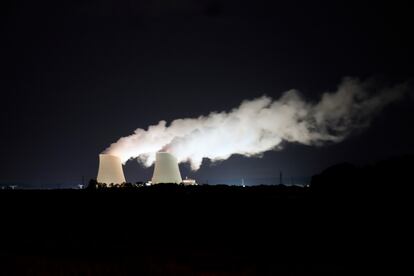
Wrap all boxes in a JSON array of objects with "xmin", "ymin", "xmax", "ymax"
[{"xmin": 151, "ymin": 152, "xmax": 182, "ymax": 184}]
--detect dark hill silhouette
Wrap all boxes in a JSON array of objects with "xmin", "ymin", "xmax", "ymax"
[
  {"xmin": 310, "ymin": 154, "xmax": 414, "ymax": 194},
  {"xmin": 311, "ymin": 162, "xmax": 358, "ymax": 192}
]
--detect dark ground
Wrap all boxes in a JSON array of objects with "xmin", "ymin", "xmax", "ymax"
[
  {"xmin": 0, "ymin": 185, "xmax": 377, "ymax": 275},
  {"xmin": 2, "ymin": 154, "xmax": 413, "ymax": 275}
]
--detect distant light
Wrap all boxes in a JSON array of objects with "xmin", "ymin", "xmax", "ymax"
[{"xmin": 242, "ymin": 185, "xmax": 246, "ymax": 188}]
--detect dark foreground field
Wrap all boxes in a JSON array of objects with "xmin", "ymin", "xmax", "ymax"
[{"xmin": 0, "ymin": 184, "xmax": 403, "ymax": 275}]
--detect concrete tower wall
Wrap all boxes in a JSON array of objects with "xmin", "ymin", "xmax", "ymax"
[
  {"xmin": 97, "ymin": 154, "xmax": 126, "ymax": 185},
  {"xmin": 152, "ymin": 152, "xmax": 182, "ymax": 184}
]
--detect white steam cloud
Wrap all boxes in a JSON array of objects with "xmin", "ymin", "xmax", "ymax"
[{"xmin": 104, "ymin": 77, "xmax": 407, "ymax": 169}]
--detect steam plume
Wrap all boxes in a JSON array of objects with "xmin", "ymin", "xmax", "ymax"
[{"xmin": 104, "ymin": 77, "xmax": 407, "ymax": 169}]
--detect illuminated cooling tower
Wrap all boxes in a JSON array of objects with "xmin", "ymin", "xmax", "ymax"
[
  {"xmin": 151, "ymin": 152, "xmax": 182, "ymax": 184},
  {"xmin": 97, "ymin": 154, "xmax": 126, "ymax": 185}
]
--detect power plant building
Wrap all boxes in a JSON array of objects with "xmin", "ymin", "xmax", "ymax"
[{"xmin": 182, "ymin": 177, "xmax": 197, "ymax": 186}]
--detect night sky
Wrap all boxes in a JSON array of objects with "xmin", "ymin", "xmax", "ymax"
[{"xmin": 1, "ymin": 0, "xmax": 413, "ymax": 187}]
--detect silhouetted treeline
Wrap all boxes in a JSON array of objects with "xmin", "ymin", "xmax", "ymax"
[{"xmin": 86, "ymin": 154, "xmax": 414, "ymax": 196}]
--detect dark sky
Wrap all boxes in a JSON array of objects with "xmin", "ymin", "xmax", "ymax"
[{"xmin": 1, "ymin": 0, "xmax": 413, "ymax": 187}]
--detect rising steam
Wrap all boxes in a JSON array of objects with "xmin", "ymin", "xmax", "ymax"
[{"xmin": 104, "ymin": 77, "xmax": 407, "ymax": 169}]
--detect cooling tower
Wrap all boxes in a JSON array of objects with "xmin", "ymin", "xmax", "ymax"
[
  {"xmin": 97, "ymin": 154, "xmax": 126, "ymax": 185},
  {"xmin": 151, "ymin": 152, "xmax": 182, "ymax": 184}
]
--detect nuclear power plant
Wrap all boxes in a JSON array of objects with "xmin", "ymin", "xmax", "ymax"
[
  {"xmin": 96, "ymin": 152, "xmax": 189, "ymax": 185},
  {"xmin": 151, "ymin": 152, "xmax": 183, "ymax": 184},
  {"xmin": 97, "ymin": 154, "xmax": 126, "ymax": 185}
]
